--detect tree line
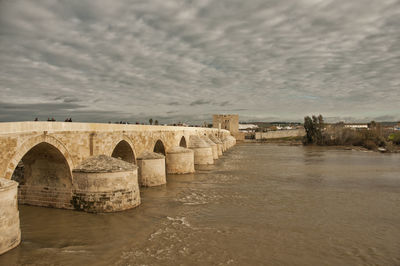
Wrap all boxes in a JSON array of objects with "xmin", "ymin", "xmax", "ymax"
[{"xmin": 303, "ymin": 114, "xmax": 400, "ymax": 151}]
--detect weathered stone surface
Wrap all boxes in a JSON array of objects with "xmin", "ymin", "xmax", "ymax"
[
  {"xmin": 72, "ymin": 156, "xmax": 140, "ymax": 213},
  {"xmin": 11, "ymin": 142, "xmax": 73, "ymax": 209},
  {"xmin": 209, "ymin": 135, "xmax": 223, "ymax": 156},
  {"xmin": 189, "ymin": 135, "xmax": 214, "ymax": 165},
  {"xmin": 166, "ymin": 147, "xmax": 195, "ymax": 174},
  {"xmin": 166, "ymin": 146, "xmax": 193, "ymax": 154},
  {"xmin": 222, "ymin": 135, "xmax": 234, "ymax": 150},
  {"xmin": 226, "ymin": 135, "xmax": 237, "ymax": 149},
  {"xmin": 209, "ymin": 135, "xmax": 222, "ymax": 144},
  {"xmin": 137, "ymin": 151, "xmax": 165, "ymax": 160},
  {"xmin": 0, "ymin": 178, "xmax": 21, "ymax": 255},
  {"xmin": 137, "ymin": 161, "xmax": 166, "ymax": 187},
  {"xmin": 220, "ymin": 136, "xmax": 227, "ymax": 151},
  {"xmin": 137, "ymin": 153, "xmax": 166, "ymax": 187},
  {"xmin": 188, "ymin": 135, "xmax": 210, "ymax": 148},
  {"xmin": 73, "ymin": 155, "xmax": 136, "ymax": 173},
  {"xmin": 201, "ymin": 136, "xmax": 219, "ymax": 160}
]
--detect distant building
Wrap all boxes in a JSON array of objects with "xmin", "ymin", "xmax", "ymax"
[
  {"xmin": 238, "ymin": 124, "xmax": 258, "ymax": 132},
  {"xmin": 344, "ymin": 124, "xmax": 368, "ymax": 130},
  {"xmin": 213, "ymin": 114, "xmax": 239, "ymax": 133},
  {"xmin": 213, "ymin": 114, "xmax": 243, "ymax": 140}
]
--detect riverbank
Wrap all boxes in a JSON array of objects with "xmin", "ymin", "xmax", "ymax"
[
  {"xmin": 244, "ymin": 137, "xmax": 400, "ymax": 153},
  {"xmin": 301, "ymin": 143, "xmax": 400, "ymax": 153},
  {"xmin": 244, "ymin": 136, "xmax": 303, "ymax": 145}
]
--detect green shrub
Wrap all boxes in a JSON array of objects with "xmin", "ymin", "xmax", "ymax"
[
  {"xmin": 303, "ymin": 117, "xmax": 390, "ymax": 150},
  {"xmin": 322, "ymin": 126, "xmax": 386, "ymax": 150},
  {"xmin": 389, "ymin": 132, "xmax": 400, "ymax": 145}
]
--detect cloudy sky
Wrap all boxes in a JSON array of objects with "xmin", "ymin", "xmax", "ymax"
[{"xmin": 0, "ymin": 0, "xmax": 399, "ymax": 123}]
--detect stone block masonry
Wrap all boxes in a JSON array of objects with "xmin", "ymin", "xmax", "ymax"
[
  {"xmin": 166, "ymin": 147, "xmax": 195, "ymax": 174},
  {"xmin": 137, "ymin": 151, "xmax": 166, "ymax": 187},
  {"xmin": 189, "ymin": 135, "xmax": 214, "ymax": 165},
  {"xmin": 0, "ymin": 178, "xmax": 21, "ymax": 255},
  {"xmin": 72, "ymin": 155, "xmax": 140, "ymax": 213}
]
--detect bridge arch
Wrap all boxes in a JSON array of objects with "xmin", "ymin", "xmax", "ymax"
[
  {"xmin": 153, "ymin": 139, "xmax": 166, "ymax": 155},
  {"xmin": 179, "ymin": 136, "xmax": 187, "ymax": 148},
  {"xmin": 111, "ymin": 138, "xmax": 136, "ymax": 164},
  {"xmin": 5, "ymin": 135, "xmax": 74, "ymax": 180},
  {"xmin": 7, "ymin": 135, "xmax": 73, "ymax": 208}
]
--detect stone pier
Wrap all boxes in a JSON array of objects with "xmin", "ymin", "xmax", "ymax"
[
  {"xmin": 137, "ymin": 151, "xmax": 166, "ymax": 187},
  {"xmin": 165, "ymin": 147, "xmax": 195, "ymax": 174},
  {"xmin": 189, "ymin": 135, "xmax": 214, "ymax": 165},
  {"xmin": 72, "ymin": 155, "xmax": 140, "ymax": 213},
  {"xmin": 0, "ymin": 178, "xmax": 21, "ymax": 255}
]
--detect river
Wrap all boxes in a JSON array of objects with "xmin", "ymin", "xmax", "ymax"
[{"xmin": 1, "ymin": 143, "xmax": 400, "ymax": 265}]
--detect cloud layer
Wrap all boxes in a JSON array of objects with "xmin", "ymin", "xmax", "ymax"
[{"xmin": 0, "ymin": 0, "xmax": 399, "ymax": 123}]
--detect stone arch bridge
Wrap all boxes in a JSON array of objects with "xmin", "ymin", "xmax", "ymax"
[
  {"xmin": 0, "ymin": 122, "xmax": 231, "ymax": 179},
  {"xmin": 0, "ymin": 122, "xmax": 236, "ymax": 254},
  {"xmin": 0, "ymin": 122, "xmax": 236, "ymax": 209}
]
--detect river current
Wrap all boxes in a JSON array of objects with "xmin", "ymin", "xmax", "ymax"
[{"xmin": 1, "ymin": 143, "xmax": 400, "ymax": 265}]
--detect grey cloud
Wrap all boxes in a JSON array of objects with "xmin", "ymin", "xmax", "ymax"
[
  {"xmin": 0, "ymin": 0, "xmax": 399, "ymax": 123},
  {"xmin": 53, "ymin": 96, "xmax": 80, "ymax": 103},
  {"xmin": 372, "ymin": 115, "xmax": 399, "ymax": 122},
  {"xmin": 0, "ymin": 101, "xmax": 86, "ymax": 121},
  {"xmin": 0, "ymin": 102, "xmax": 84, "ymax": 111},
  {"xmin": 219, "ymin": 101, "xmax": 230, "ymax": 107},
  {"xmin": 190, "ymin": 99, "xmax": 212, "ymax": 106}
]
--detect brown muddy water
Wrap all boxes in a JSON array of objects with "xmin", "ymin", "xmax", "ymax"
[{"xmin": 1, "ymin": 143, "xmax": 400, "ymax": 265}]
